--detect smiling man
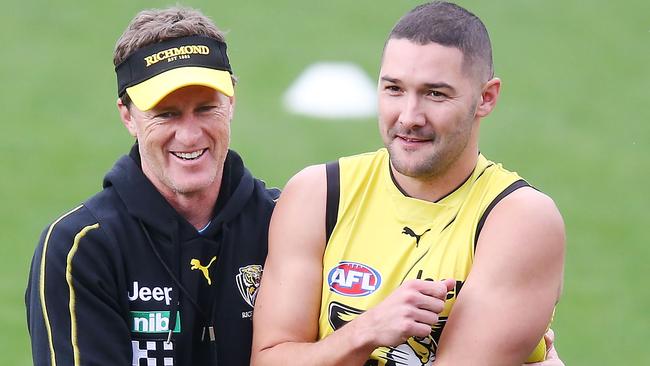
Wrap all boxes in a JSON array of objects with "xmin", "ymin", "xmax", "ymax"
[
  {"xmin": 252, "ymin": 2, "xmax": 565, "ymax": 366},
  {"xmin": 26, "ymin": 7, "xmax": 278, "ymax": 366}
]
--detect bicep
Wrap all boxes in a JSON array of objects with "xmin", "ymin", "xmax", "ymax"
[
  {"xmin": 436, "ymin": 188, "xmax": 565, "ymax": 366},
  {"xmin": 253, "ymin": 165, "xmax": 328, "ymax": 351}
]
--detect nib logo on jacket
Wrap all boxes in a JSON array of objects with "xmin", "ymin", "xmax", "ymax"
[
  {"xmin": 130, "ymin": 311, "xmax": 181, "ymax": 333},
  {"xmin": 128, "ymin": 282, "xmax": 180, "ymax": 334}
]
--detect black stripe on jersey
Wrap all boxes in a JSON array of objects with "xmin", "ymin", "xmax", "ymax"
[
  {"xmin": 388, "ymin": 163, "xmax": 410, "ymax": 197},
  {"xmin": 435, "ymin": 161, "xmax": 494, "ymax": 202},
  {"xmin": 325, "ymin": 161, "xmax": 340, "ymax": 244},
  {"xmin": 438, "ymin": 159, "xmax": 493, "ymax": 233},
  {"xmin": 473, "ymin": 179, "xmax": 531, "ymax": 251},
  {"xmin": 389, "ymin": 163, "xmax": 486, "ymax": 203},
  {"xmin": 473, "ymin": 162, "xmax": 495, "ymax": 183},
  {"xmin": 440, "ymin": 214, "xmax": 457, "ymax": 233},
  {"xmin": 438, "ymin": 162, "xmax": 496, "ymax": 234}
]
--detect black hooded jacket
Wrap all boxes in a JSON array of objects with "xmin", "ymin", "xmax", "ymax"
[{"xmin": 26, "ymin": 145, "xmax": 279, "ymax": 365}]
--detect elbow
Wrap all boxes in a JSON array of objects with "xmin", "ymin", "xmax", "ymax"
[{"xmin": 249, "ymin": 345, "xmax": 276, "ymax": 366}]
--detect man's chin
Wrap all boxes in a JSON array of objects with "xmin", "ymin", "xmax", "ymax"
[
  {"xmin": 167, "ymin": 175, "xmax": 217, "ymax": 195},
  {"xmin": 389, "ymin": 153, "xmax": 437, "ymax": 179}
]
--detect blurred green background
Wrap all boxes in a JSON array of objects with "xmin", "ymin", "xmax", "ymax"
[{"xmin": 2, "ymin": 0, "xmax": 648, "ymax": 364}]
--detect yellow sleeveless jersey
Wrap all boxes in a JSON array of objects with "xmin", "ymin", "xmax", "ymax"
[{"xmin": 318, "ymin": 148, "xmax": 547, "ymax": 365}]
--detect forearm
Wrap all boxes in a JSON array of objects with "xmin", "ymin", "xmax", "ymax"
[
  {"xmin": 253, "ymin": 278, "xmax": 453, "ymax": 366},
  {"xmin": 253, "ymin": 318, "xmax": 376, "ymax": 366}
]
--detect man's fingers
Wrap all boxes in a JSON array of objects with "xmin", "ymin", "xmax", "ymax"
[
  {"xmin": 543, "ymin": 328, "xmax": 555, "ymax": 347},
  {"xmin": 428, "ymin": 279, "xmax": 454, "ymax": 300},
  {"xmin": 415, "ymin": 296, "xmax": 446, "ymax": 314},
  {"xmin": 406, "ymin": 279, "xmax": 453, "ymax": 302},
  {"xmin": 443, "ymin": 278, "xmax": 456, "ymax": 292},
  {"xmin": 412, "ymin": 308, "xmax": 440, "ymax": 327}
]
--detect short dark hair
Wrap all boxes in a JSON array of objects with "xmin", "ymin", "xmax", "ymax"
[{"xmin": 387, "ymin": 1, "xmax": 494, "ymax": 81}]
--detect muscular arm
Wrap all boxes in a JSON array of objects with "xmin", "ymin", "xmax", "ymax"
[
  {"xmin": 251, "ymin": 165, "xmax": 452, "ymax": 366},
  {"xmin": 434, "ymin": 187, "xmax": 565, "ymax": 365},
  {"xmin": 251, "ymin": 165, "xmax": 374, "ymax": 365}
]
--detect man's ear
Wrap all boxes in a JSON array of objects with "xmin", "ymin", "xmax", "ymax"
[
  {"xmin": 476, "ymin": 77, "xmax": 501, "ymax": 118},
  {"xmin": 117, "ymin": 98, "xmax": 137, "ymax": 137}
]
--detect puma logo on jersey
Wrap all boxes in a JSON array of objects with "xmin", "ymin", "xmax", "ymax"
[
  {"xmin": 402, "ymin": 227, "xmax": 431, "ymax": 247},
  {"xmin": 190, "ymin": 256, "xmax": 217, "ymax": 285}
]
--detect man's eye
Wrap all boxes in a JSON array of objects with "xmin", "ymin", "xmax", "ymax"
[
  {"xmin": 154, "ymin": 111, "xmax": 175, "ymax": 119},
  {"xmin": 197, "ymin": 105, "xmax": 217, "ymax": 113},
  {"xmin": 385, "ymin": 85, "xmax": 401, "ymax": 93},
  {"xmin": 428, "ymin": 90, "xmax": 447, "ymax": 98}
]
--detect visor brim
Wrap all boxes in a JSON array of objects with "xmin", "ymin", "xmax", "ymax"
[{"xmin": 126, "ymin": 67, "xmax": 234, "ymax": 111}]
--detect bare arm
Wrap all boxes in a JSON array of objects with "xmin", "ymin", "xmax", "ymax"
[
  {"xmin": 434, "ymin": 187, "xmax": 565, "ymax": 366},
  {"xmin": 251, "ymin": 165, "xmax": 370, "ymax": 365},
  {"xmin": 251, "ymin": 165, "xmax": 453, "ymax": 366}
]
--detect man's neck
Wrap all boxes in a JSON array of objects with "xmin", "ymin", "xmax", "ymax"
[
  {"xmin": 156, "ymin": 173, "xmax": 223, "ymax": 230},
  {"xmin": 391, "ymin": 149, "xmax": 478, "ymax": 202},
  {"xmin": 166, "ymin": 188, "xmax": 220, "ymax": 230}
]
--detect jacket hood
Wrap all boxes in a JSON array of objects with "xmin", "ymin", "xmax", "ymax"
[
  {"xmin": 99, "ymin": 144, "xmax": 262, "ymax": 356},
  {"xmin": 102, "ymin": 144, "xmax": 256, "ymax": 239}
]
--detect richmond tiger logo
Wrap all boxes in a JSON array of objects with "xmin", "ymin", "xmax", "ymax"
[{"xmin": 236, "ymin": 264, "xmax": 263, "ymax": 307}]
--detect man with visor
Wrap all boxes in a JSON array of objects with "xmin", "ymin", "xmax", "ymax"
[{"xmin": 26, "ymin": 6, "xmax": 278, "ymax": 365}]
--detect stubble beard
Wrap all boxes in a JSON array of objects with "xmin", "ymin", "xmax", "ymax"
[
  {"xmin": 388, "ymin": 134, "xmax": 439, "ymax": 179},
  {"xmin": 386, "ymin": 108, "xmax": 477, "ymax": 180},
  {"xmin": 167, "ymin": 152, "xmax": 225, "ymax": 196},
  {"xmin": 167, "ymin": 170, "xmax": 218, "ymax": 195}
]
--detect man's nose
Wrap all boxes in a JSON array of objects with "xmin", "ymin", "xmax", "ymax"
[
  {"xmin": 175, "ymin": 115, "xmax": 202, "ymax": 144},
  {"xmin": 398, "ymin": 94, "xmax": 426, "ymax": 128}
]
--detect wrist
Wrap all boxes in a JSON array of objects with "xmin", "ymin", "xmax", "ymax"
[{"xmin": 345, "ymin": 311, "xmax": 379, "ymax": 355}]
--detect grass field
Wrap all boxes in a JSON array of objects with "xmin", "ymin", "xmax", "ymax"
[{"xmin": 2, "ymin": 0, "xmax": 649, "ymax": 364}]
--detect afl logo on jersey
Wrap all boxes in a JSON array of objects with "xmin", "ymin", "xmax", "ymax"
[{"xmin": 327, "ymin": 261, "xmax": 382, "ymax": 297}]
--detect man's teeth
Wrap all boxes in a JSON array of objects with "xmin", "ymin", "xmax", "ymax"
[{"xmin": 174, "ymin": 149, "xmax": 205, "ymax": 160}]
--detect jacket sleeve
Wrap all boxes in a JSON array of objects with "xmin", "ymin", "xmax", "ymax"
[{"xmin": 26, "ymin": 207, "xmax": 131, "ymax": 366}]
